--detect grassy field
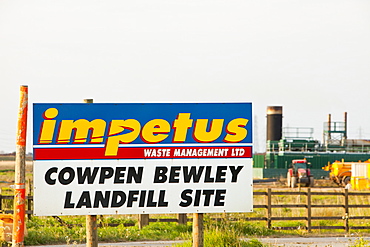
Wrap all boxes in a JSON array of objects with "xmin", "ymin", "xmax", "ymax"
[
  {"xmin": 1, "ymin": 160, "xmax": 370, "ymax": 246},
  {"xmin": 21, "ymin": 215, "xmax": 273, "ymax": 246}
]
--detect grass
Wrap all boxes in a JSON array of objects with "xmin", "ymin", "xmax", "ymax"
[
  {"xmin": 0, "ymin": 155, "xmax": 33, "ymax": 161},
  {"xmin": 350, "ymin": 238, "xmax": 370, "ymax": 247},
  {"xmin": 0, "ymin": 172, "xmax": 369, "ymax": 245},
  {"xmin": 173, "ymin": 230, "xmax": 264, "ymax": 247},
  {"xmin": 173, "ymin": 217, "xmax": 272, "ymax": 247},
  {"xmin": 22, "ymin": 215, "xmax": 272, "ymax": 246},
  {"xmin": 24, "ymin": 216, "xmax": 192, "ymax": 245},
  {"xmin": 13, "ymin": 188, "xmax": 370, "ymax": 245}
]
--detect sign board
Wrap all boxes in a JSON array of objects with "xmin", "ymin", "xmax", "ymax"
[{"xmin": 33, "ymin": 103, "xmax": 253, "ymax": 216}]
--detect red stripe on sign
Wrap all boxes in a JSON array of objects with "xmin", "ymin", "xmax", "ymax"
[{"xmin": 33, "ymin": 146, "xmax": 252, "ymax": 160}]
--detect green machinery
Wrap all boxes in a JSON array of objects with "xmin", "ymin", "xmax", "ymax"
[{"xmin": 253, "ymin": 113, "xmax": 370, "ymax": 177}]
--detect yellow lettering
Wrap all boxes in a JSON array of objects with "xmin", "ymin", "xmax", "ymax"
[
  {"xmin": 141, "ymin": 119, "xmax": 170, "ymax": 143},
  {"xmin": 105, "ymin": 119, "xmax": 141, "ymax": 156},
  {"xmin": 193, "ymin": 119, "xmax": 224, "ymax": 143},
  {"xmin": 224, "ymin": 118, "xmax": 249, "ymax": 142},
  {"xmin": 39, "ymin": 108, "xmax": 58, "ymax": 144},
  {"xmin": 172, "ymin": 113, "xmax": 193, "ymax": 142},
  {"xmin": 57, "ymin": 119, "xmax": 106, "ymax": 144},
  {"xmin": 38, "ymin": 108, "xmax": 249, "ymax": 156}
]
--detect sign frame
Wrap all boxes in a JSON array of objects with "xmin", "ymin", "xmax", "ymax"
[{"xmin": 33, "ymin": 102, "xmax": 253, "ymax": 216}]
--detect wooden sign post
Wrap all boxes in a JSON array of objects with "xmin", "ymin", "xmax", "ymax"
[
  {"xmin": 84, "ymin": 99, "xmax": 98, "ymax": 247},
  {"xmin": 193, "ymin": 213, "xmax": 204, "ymax": 247}
]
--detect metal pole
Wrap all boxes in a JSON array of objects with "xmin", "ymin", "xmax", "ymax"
[
  {"xmin": 12, "ymin": 85, "xmax": 28, "ymax": 247},
  {"xmin": 192, "ymin": 213, "xmax": 204, "ymax": 247},
  {"xmin": 344, "ymin": 112, "xmax": 348, "ymax": 140},
  {"xmin": 328, "ymin": 114, "xmax": 331, "ymax": 139},
  {"xmin": 84, "ymin": 99, "xmax": 98, "ymax": 247}
]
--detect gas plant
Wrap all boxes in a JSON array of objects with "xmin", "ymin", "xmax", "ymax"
[{"xmin": 253, "ymin": 106, "xmax": 370, "ymax": 185}]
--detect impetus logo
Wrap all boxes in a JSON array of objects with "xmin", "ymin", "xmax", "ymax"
[{"xmin": 33, "ymin": 103, "xmax": 253, "ymax": 160}]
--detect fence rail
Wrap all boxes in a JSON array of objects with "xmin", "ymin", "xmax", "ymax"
[
  {"xmin": 252, "ymin": 188, "xmax": 370, "ymax": 232},
  {"xmin": 1, "ymin": 189, "xmax": 370, "ymax": 232}
]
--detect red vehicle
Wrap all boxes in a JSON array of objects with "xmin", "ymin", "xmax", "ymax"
[{"xmin": 287, "ymin": 159, "xmax": 314, "ymax": 188}]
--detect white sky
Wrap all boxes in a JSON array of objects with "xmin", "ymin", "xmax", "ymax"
[{"xmin": 1, "ymin": 0, "xmax": 370, "ymax": 153}]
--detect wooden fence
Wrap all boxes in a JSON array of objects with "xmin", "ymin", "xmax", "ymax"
[
  {"xmin": 252, "ymin": 188, "xmax": 370, "ymax": 232},
  {"xmin": 1, "ymin": 188, "xmax": 370, "ymax": 232}
]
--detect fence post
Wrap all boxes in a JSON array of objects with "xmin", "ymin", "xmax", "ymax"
[
  {"xmin": 344, "ymin": 189, "xmax": 349, "ymax": 233},
  {"xmin": 138, "ymin": 214, "xmax": 149, "ymax": 229},
  {"xmin": 307, "ymin": 188, "xmax": 311, "ymax": 232},
  {"xmin": 27, "ymin": 180, "xmax": 32, "ymax": 219},
  {"xmin": 267, "ymin": 188, "xmax": 272, "ymax": 229},
  {"xmin": 178, "ymin": 213, "xmax": 187, "ymax": 225},
  {"xmin": 0, "ymin": 189, "xmax": 2, "ymax": 213},
  {"xmin": 84, "ymin": 99, "xmax": 98, "ymax": 247}
]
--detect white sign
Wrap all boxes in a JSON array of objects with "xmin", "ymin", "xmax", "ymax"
[
  {"xmin": 33, "ymin": 103, "xmax": 253, "ymax": 215},
  {"xmin": 34, "ymin": 159, "xmax": 252, "ymax": 216}
]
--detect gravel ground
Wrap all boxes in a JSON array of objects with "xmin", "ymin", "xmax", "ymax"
[
  {"xmin": 29, "ymin": 240, "xmax": 185, "ymax": 247},
  {"xmin": 258, "ymin": 236, "xmax": 370, "ymax": 247},
  {"xmin": 28, "ymin": 237, "xmax": 370, "ymax": 247}
]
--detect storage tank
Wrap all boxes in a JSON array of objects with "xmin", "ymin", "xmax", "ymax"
[{"xmin": 266, "ymin": 106, "xmax": 283, "ymax": 141}]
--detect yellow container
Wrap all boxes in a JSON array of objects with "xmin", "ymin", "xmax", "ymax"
[
  {"xmin": 358, "ymin": 178, "xmax": 368, "ymax": 190},
  {"xmin": 351, "ymin": 176, "xmax": 357, "ymax": 189},
  {"xmin": 0, "ymin": 215, "xmax": 13, "ymax": 242},
  {"xmin": 352, "ymin": 177, "xmax": 369, "ymax": 190}
]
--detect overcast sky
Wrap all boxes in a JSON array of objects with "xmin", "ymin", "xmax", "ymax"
[{"xmin": 1, "ymin": 0, "xmax": 370, "ymax": 153}]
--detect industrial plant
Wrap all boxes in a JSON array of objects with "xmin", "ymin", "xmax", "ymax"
[{"xmin": 253, "ymin": 106, "xmax": 370, "ymax": 188}]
